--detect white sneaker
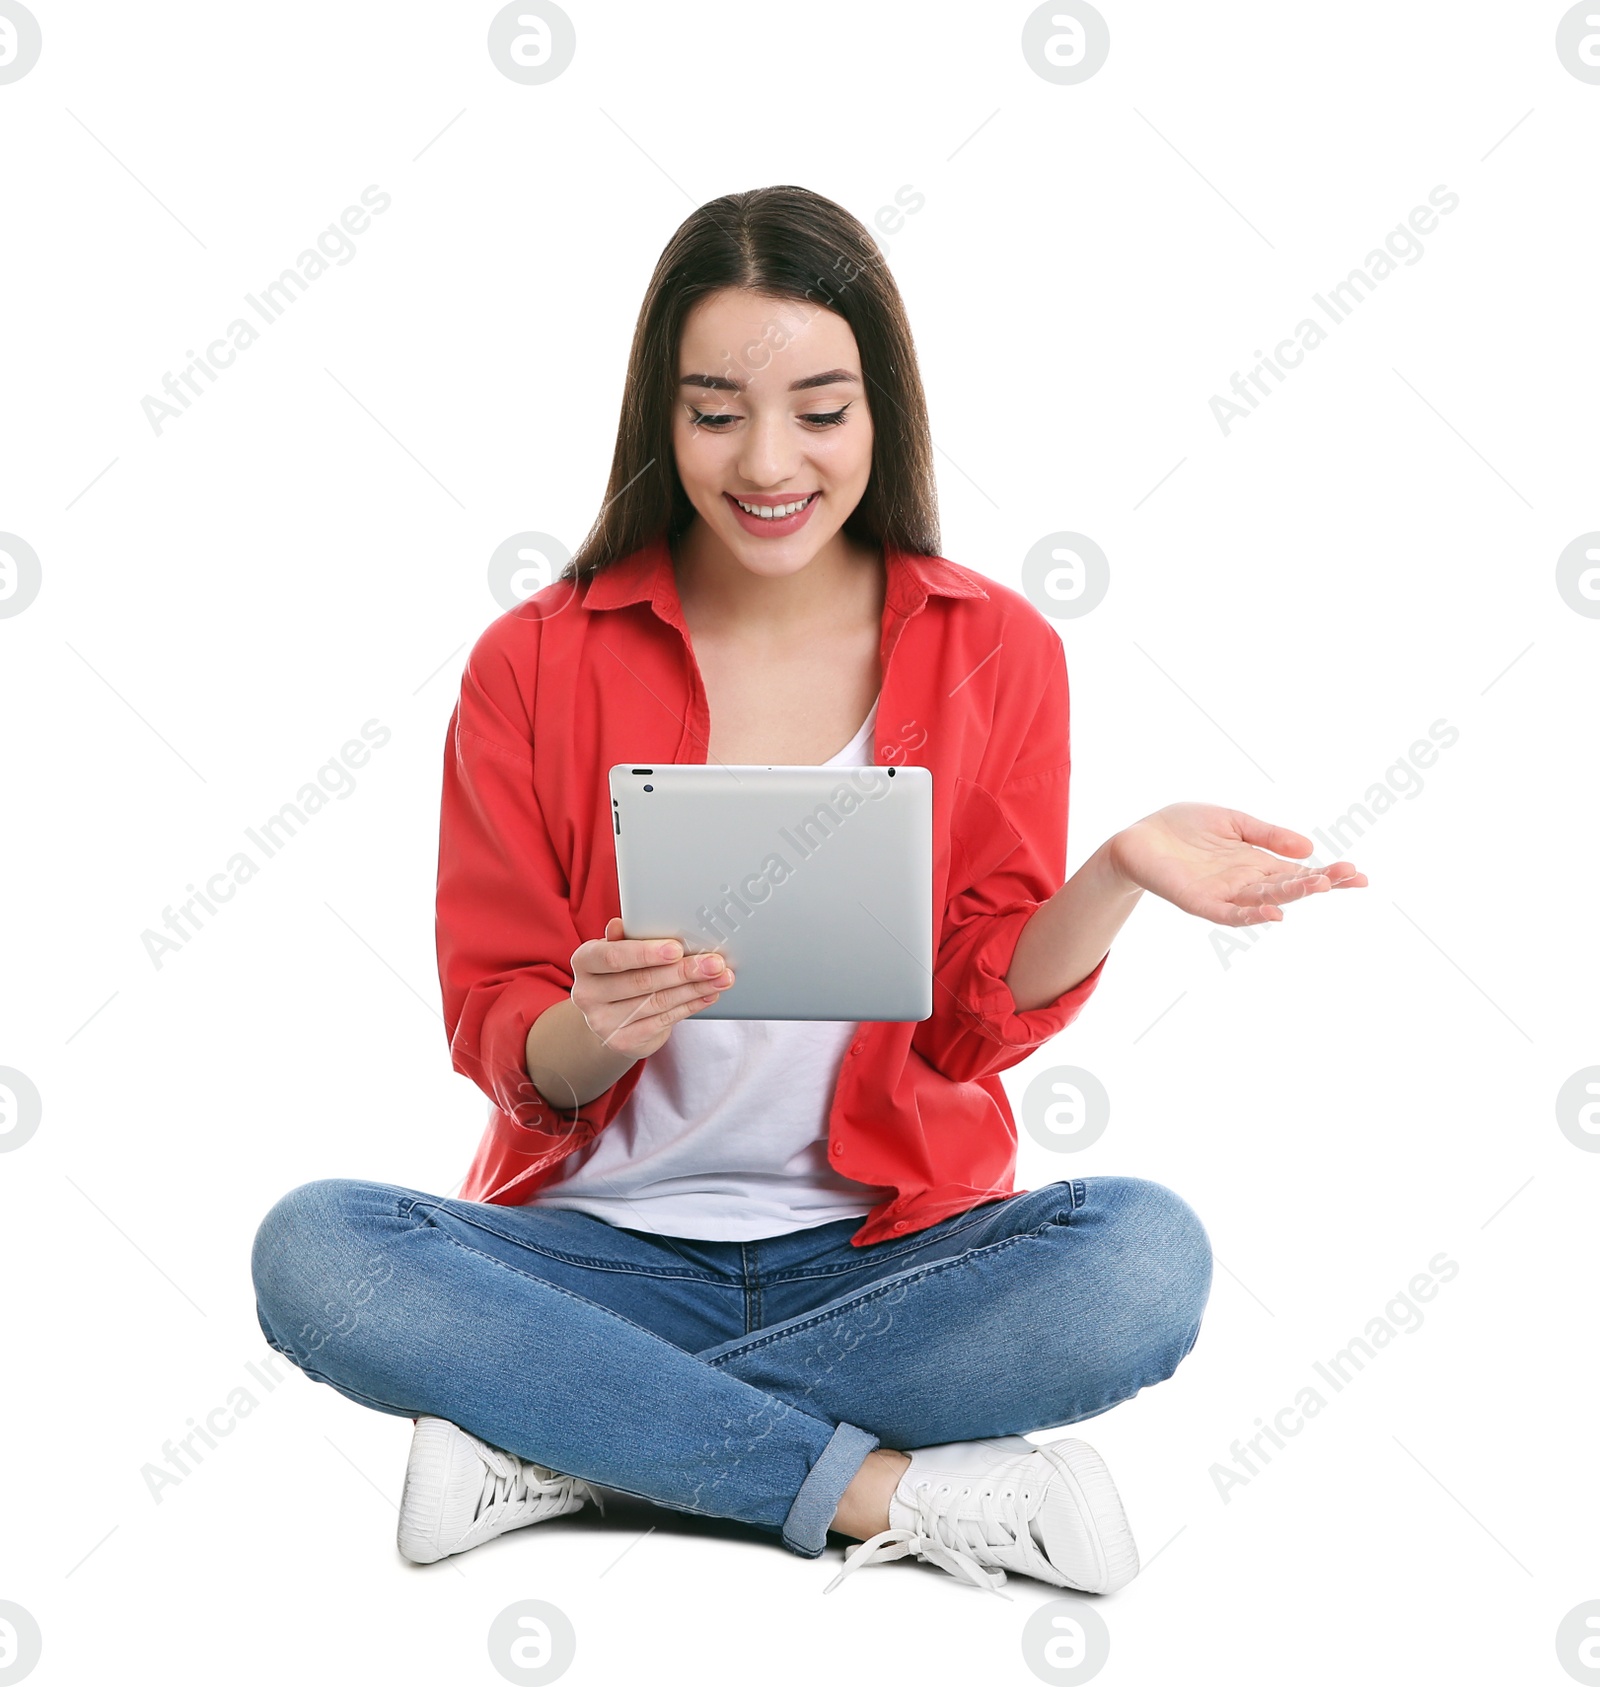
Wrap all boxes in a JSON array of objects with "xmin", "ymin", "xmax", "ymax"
[
  {"xmin": 396, "ymin": 1416, "xmax": 605, "ymax": 1565},
  {"xmin": 824, "ymin": 1435, "xmax": 1139, "ymax": 1596}
]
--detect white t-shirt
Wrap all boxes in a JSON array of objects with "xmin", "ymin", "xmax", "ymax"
[{"xmin": 527, "ymin": 695, "xmax": 896, "ymax": 1240}]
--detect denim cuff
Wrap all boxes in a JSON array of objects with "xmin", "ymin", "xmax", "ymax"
[{"xmin": 780, "ymin": 1421, "xmax": 880, "ymax": 1557}]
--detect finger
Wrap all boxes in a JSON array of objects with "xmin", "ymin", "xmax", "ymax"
[
  {"xmin": 1204, "ymin": 900, "xmax": 1283, "ymax": 926},
  {"xmin": 583, "ymin": 931, "xmax": 695, "ymax": 985},
  {"xmin": 1231, "ymin": 812, "xmax": 1316, "ymax": 859},
  {"xmin": 637, "ymin": 975, "xmax": 734, "ymax": 1018},
  {"xmin": 1247, "ymin": 869, "xmax": 1335, "ymax": 906},
  {"xmin": 588, "ymin": 945, "xmax": 735, "ymax": 1004},
  {"xmin": 592, "ymin": 978, "xmax": 700, "ymax": 1049},
  {"xmin": 653, "ymin": 991, "xmax": 730, "ymax": 1031},
  {"xmin": 1257, "ymin": 862, "xmax": 1370, "ymax": 899},
  {"xmin": 657, "ymin": 960, "xmax": 736, "ymax": 1000},
  {"xmin": 597, "ymin": 976, "xmax": 732, "ymax": 1048},
  {"xmin": 1230, "ymin": 869, "xmax": 1329, "ymax": 907},
  {"xmin": 1320, "ymin": 861, "xmax": 1369, "ymax": 888},
  {"xmin": 588, "ymin": 933, "xmax": 691, "ymax": 976}
]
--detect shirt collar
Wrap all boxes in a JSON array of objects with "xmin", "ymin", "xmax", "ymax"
[{"xmin": 581, "ymin": 530, "xmax": 988, "ymax": 622}]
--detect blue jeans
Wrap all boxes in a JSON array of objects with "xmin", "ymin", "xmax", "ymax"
[{"xmin": 250, "ymin": 1175, "xmax": 1211, "ymax": 1559}]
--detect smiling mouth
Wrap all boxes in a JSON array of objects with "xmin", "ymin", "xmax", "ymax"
[{"xmin": 727, "ymin": 492, "xmax": 820, "ymax": 520}]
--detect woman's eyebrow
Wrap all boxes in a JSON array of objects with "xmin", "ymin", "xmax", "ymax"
[{"xmin": 678, "ymin": 368, "xmax": 860, "ymax": 394}]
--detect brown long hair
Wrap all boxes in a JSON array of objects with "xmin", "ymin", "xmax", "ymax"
[{"xmin": 562, "ymin": 185, "xmax": 940, "ymax": 584}]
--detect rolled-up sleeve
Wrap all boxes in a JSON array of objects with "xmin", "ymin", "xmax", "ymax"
[
  {"xmin": 434, "ymin": 630, "xmax": 598, "ymax": 1154},
  {"xmin": 910, "ymin": 630, "xmax": 1108, "ymax": 1085}
]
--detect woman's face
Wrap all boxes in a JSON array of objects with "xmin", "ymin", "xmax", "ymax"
[{"xmin": 671, "ymin": 287, "xmax": 875, "ymax": 577}]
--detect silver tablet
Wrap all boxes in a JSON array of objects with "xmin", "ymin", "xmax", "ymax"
[{"xmin": 608, "ymin": 763, "xmax": 933, "ymax": 1021}]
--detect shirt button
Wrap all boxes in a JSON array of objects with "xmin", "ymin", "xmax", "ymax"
[
  {"xmin": 831, "ymin": 1141, "xmax": 844, "ymax": 1157},
  {"xmin": 850, "ymin": 1038, "xmax": 866, "ymax": 1055},
  {"xmin": 892, "ymin": 1220, "xmax": 909, "ymax": 1233}
]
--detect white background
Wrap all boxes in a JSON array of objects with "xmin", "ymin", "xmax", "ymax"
[{"xmin": 2, "ymin": 2, "xmax": 1596, "ymax": 1683}]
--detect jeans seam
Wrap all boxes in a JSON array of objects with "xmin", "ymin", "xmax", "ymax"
[
  {"xmin": 401, "ymin": 1196, "xmax": 729, "ymax": 1283},
  {"xmin": 421, "ymin": 1229, "xmax": 748, "ymax": 1356},
  {"xmin": 743, "ymin": 1241, "xmax": 761, "ymax": 1334},
  {"xmin": 702, "ymin": 1228, "xmax": 1048, "ymax": 1366},
  {"xmin": 760, "ymin": 1203, "xmax": 1017, "ymax": 1284}
]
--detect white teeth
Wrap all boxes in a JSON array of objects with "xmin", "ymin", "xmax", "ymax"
[{"xmin": 734, "ymin": 495, "xmax": 813, "ymax": 519}]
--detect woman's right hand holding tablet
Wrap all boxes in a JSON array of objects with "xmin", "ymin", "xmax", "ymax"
[{"xmin": 569, "ymin": 918, "xmax": 736, "ymax": 1058}]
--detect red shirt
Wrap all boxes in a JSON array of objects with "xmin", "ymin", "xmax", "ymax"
[{"xmin": 436, "ymin": 532, "xmax": 1108, "ymax": 1246}]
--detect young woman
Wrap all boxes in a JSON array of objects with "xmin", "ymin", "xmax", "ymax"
[{"xmin": 251, "ymin": 185, "xmax": 1365, "ymax": 1597}]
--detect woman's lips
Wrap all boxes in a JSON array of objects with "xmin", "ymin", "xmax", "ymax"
[{"xmin": 723, "ymin": 490, "xmax": 820, "ymax": 538}]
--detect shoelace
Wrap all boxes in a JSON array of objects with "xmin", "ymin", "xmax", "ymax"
[
  {"xmin": 476, "ymin": 1454, "xmax": 606, "ymax": 1524},
  {"xmin": 823, "ymin": 1481, "xmax": 1028, "ymax": 1597}
]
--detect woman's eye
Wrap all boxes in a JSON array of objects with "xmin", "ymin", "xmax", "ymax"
[{"xmin": 686, "ymin": 405, "xmax": 851, "ymax": 430}]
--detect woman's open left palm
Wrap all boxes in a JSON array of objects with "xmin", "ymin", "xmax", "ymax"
[{"xmin": 1110, "ymin": 802, "xmax": 1369, "ymax": 927}]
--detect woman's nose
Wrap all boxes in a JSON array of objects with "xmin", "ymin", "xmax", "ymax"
[{"xmin": 737, "ymin": 411, "xmax": 801, "ymax": 486}]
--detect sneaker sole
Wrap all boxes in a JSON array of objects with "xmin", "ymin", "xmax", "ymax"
[
  {"xmin": 1035, "ymin": 1438, "xmax": 1140, "ymax": 1595},
  {"xmin": 398, "ymin": 1418, "xmax": 591, "ymax": 1565},
  {"xmin": 397, "ymin": 1417, "xmax": 475, "ymax": 1564}
]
